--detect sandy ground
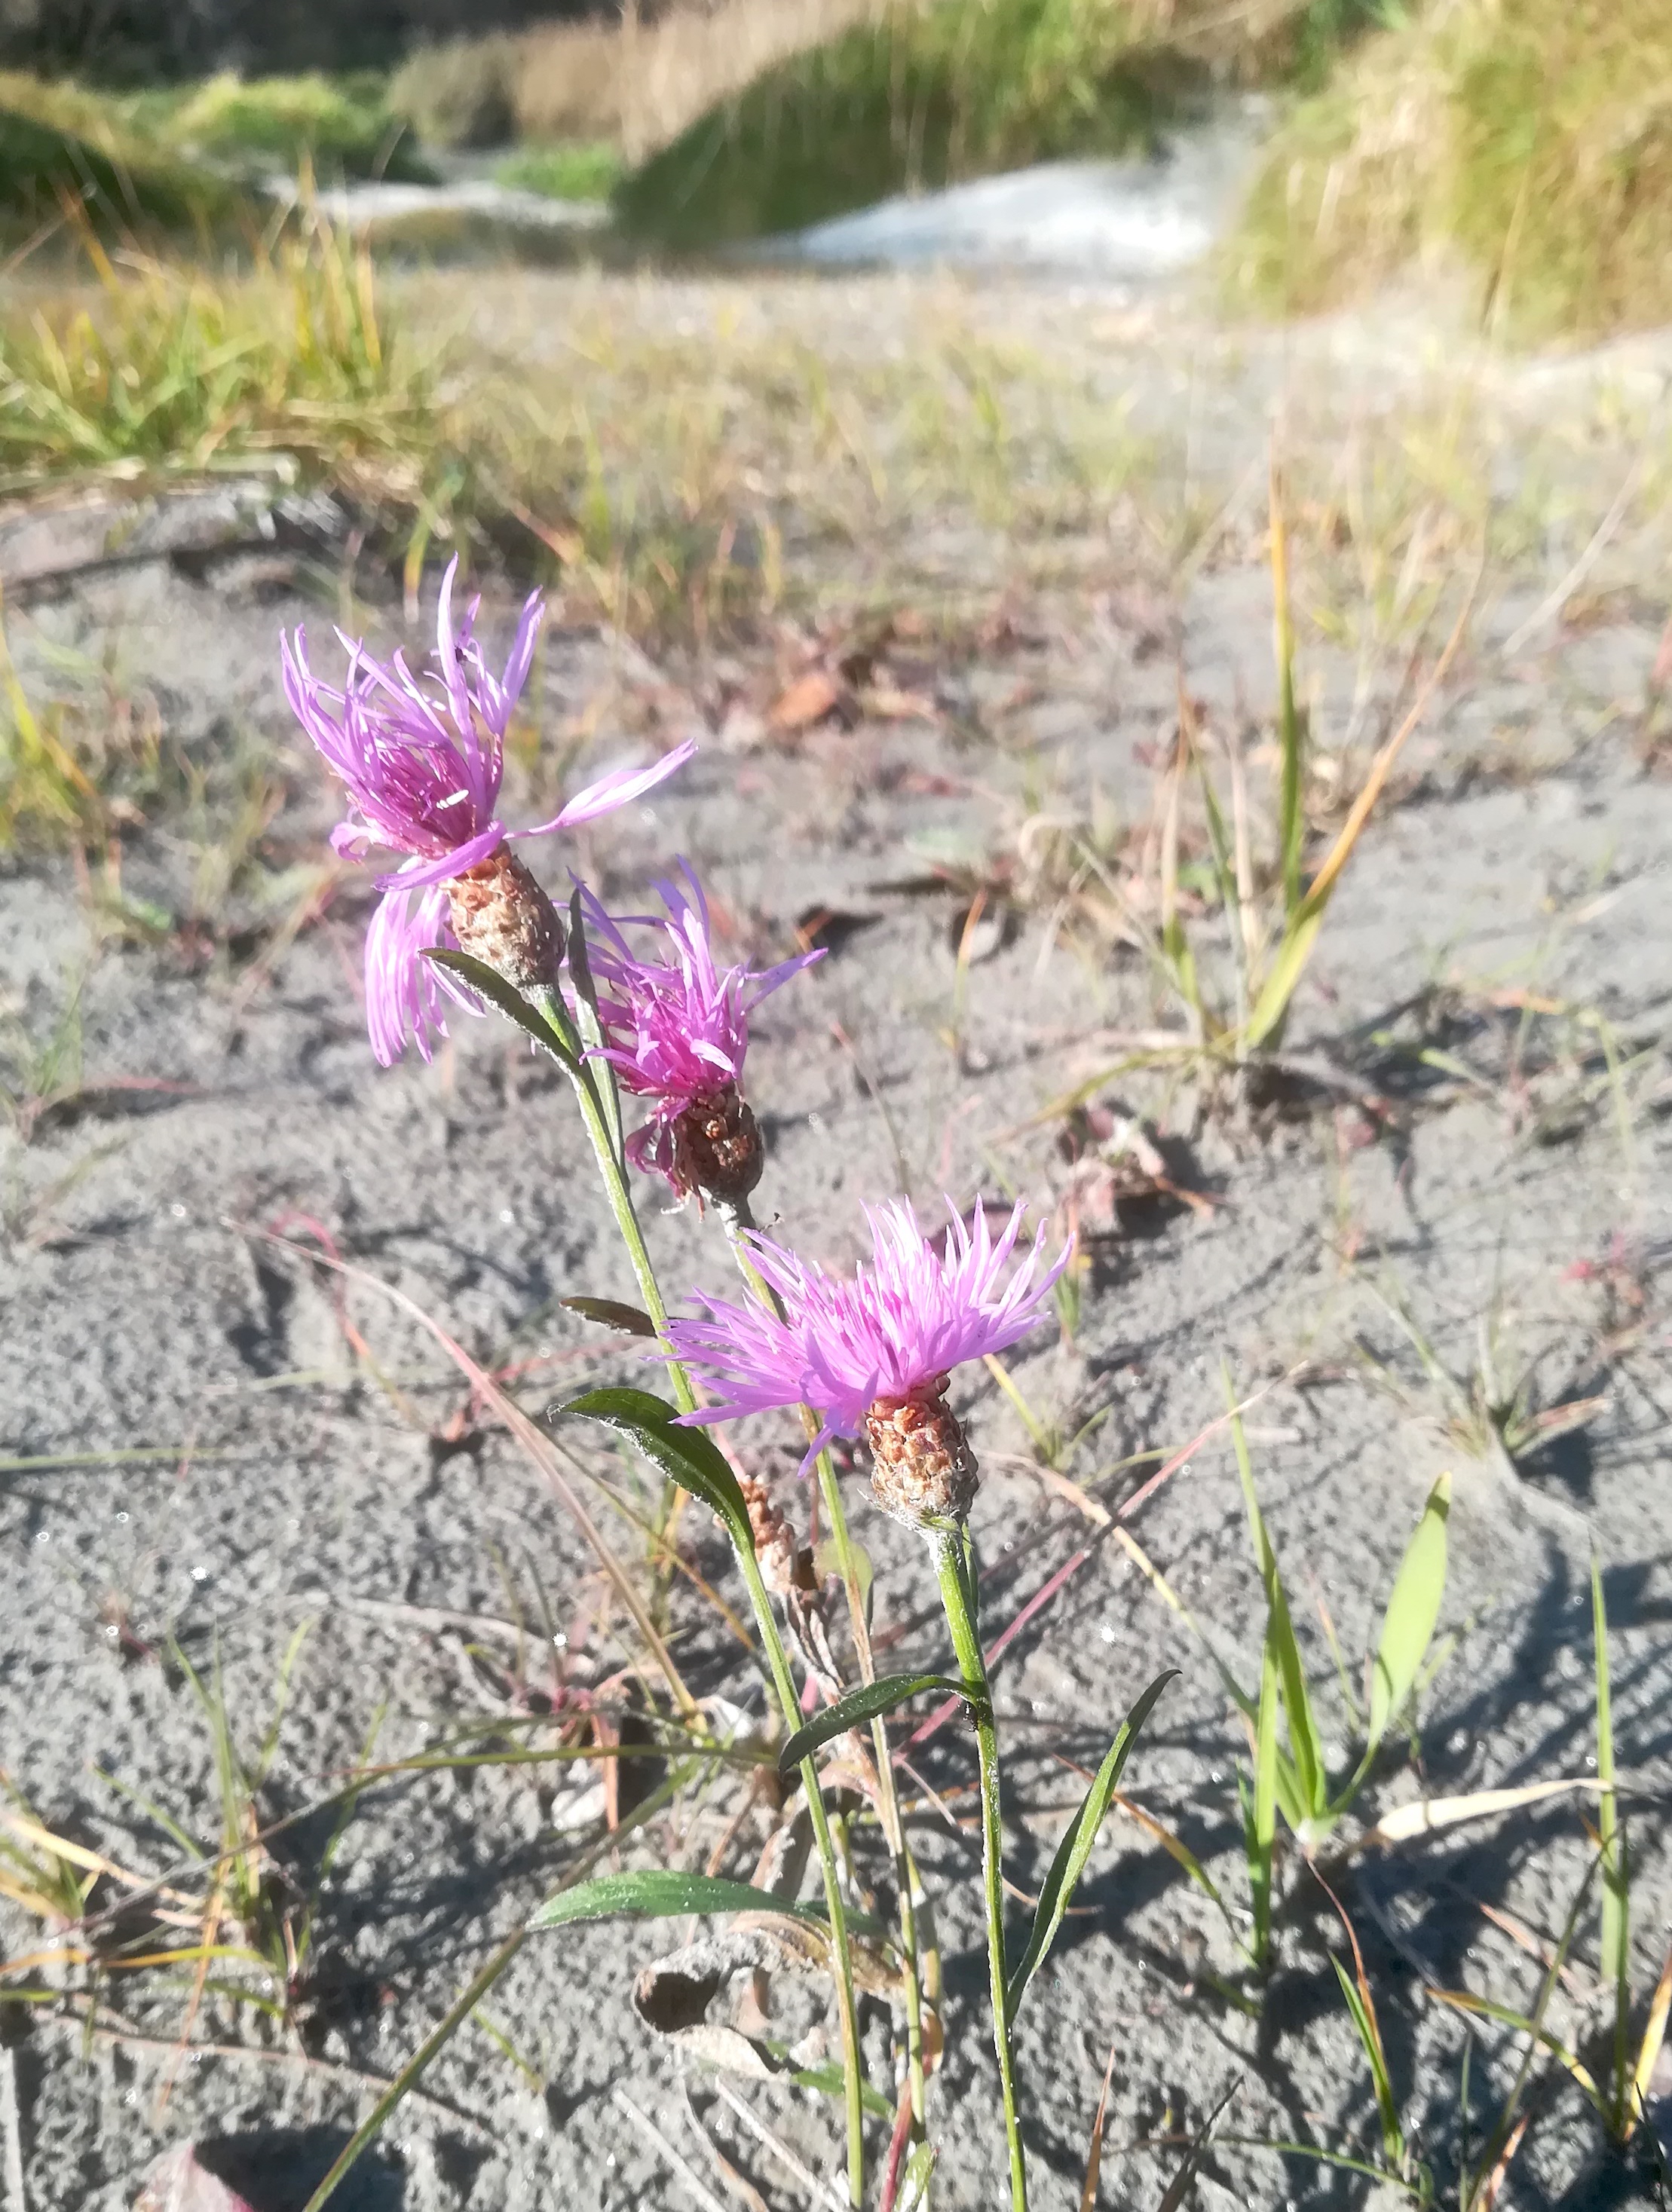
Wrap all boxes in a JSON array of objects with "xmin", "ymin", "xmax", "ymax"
[{"xmin": 2, "ymin": 265, "xmax": 1670, "ymax": 2212}]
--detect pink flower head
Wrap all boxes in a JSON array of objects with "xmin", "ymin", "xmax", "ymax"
[
  {"xmin": 579, "ymin": 862, "xmax": 822, "ymax": 1188},
  {"xmin": 280, "ymin": 556, "xmax": 694, "ymax": 1064},
  {"xmin": 667, "ymin": 1198, "xmax": 1071, "ymax": 1468}
]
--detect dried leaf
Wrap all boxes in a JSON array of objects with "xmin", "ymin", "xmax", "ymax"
[{"xmin": 768, "ymin": 668, "xmax": 850, "ymax": 734}]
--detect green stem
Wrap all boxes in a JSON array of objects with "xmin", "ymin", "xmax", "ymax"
[
  {"xmin": 735, "ymin": 1539, "xmax": 868, "ymax": 2207},
  {"xmin": 818, "ymin": 1455, "xmax": 929, "ymax": 2135},
  {"xmin": 530, "ymin": 985, "xmax": 694, "ymax": 1416},
  {"xmin": 931, "ymin": 1525, "xmax": 1027, "ymax": 2212},
  {"xmin": 526, "ymin": 989, "xmax": 865, "ymax": 2201},
  {"xmin": 718, "ymin": 1200, "xmax": 929, "ymax": 2134}
]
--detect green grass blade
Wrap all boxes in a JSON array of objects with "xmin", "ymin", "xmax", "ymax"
[
  {"xmin": 1593, "ymin": 1552, "xmax": 1630, "ymax": 2136},
  {"xmin": 1466, "ymin": 1852, "xmax": 1601, "ymax": 2208},
  {"xmin": 778, "ymin": 1673, "xmax": 970, "ymax": 1774},
  {"xmin": 1250, "ymin": 1626, "xmax": 1279, "ymax": 1966},
  {"xmin": 1367, "ymin": 1472, "xmax": 1451, "ymax": 1753},
  {"xmin": 1004, "ymin": 1669, "xmax": 1176, "ymax": 2024},
  {"xmin": 1269, "ymin": 459, "xmax": 1305, "ymax": 923},
  {"xmin": 899, "ymin": 2140, "xmax": 938, "ymax": 2212},
  {"xmin": 1331, "ymin": 1953, "xmax": 1403, "ymax": 2167},
  {"xmin": 529, "ymin": 1869, "xmax": 835, "ymax": 1933},
  {"xmin": 1227, "ymin": 1392, "xmax": 1327, "ymax": 1825}
]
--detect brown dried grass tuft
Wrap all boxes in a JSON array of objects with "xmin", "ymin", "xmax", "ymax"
[{"xmin": 513, "ymin": 0, "xmax": 894, "ymax": 158}]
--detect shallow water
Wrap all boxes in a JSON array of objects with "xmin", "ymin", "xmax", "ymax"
[
  {"xmin": 756, "ymin": 108, "xmax": 1267, "ymax": 278},
  {"xmin": 316, "ymin": 105, "xmax": 1266, "ymax": 282}
]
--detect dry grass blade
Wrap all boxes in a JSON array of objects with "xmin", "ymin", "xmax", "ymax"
[
  {"xmin": 611, "ymin": 2087, "xmax": 732, "ymax": 2212},
  {"xmin": 235, "ymin": 1220, "xmax": 699, "ymax": 1720},
  {"xmin": 709, "ymin": 2079, "xmax": 847, "ymax": 2212},
  {"xmin": 1633, "ymin": 1940, "xmax": 1672, "ymax": 2132},
  {"xmin": 1078, "ymin": 2040, "xmax": 1119, "ymax": 2211},
  {"xmin": 1471, "ymin": 2110, "xmax": 1530, "ymax": 2212},
  {"xmin": 1351, "ymin": 1778, "xmax": 1615, "ymax": 1854}
]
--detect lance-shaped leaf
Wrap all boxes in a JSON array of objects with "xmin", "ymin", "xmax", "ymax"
[
  {"xmin": 1004, "ymin": 1668, "xmax": 1175, "ymax": 2024},
  {"xmin": 777, "ymin": 1672, "xmax": 972, "ymax": 1776},
  {"xmin": 1229, "ymin": 1396, "xmax": 1327, "ymax": 1824},
  {"xmin": 559, "ymin": 1296, "xmax": 657, "ymax": 1339},
  {"xmin": 1366, "ymin": 1470, "xmax": 1450, "ymax": 1751},
  {"xmin": 559, "ymin": 1386, "xmax": 753, "ymax": 1553},
  {"xmin": 529, "ymin": 1868, "xmax": 832, "ymax": 1933},
  {"xmin": 423, "ymin": 946, "xmax": 580, "ymax": 1069}
]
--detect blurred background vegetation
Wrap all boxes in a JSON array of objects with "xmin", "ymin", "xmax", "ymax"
[
  {"xmin": 1, "ymin": 0, "xmax": 1667, "ymax": 338},
  {"xmin": 0, "ymin": 0, "xmax": 1667, "ymax": 672}
]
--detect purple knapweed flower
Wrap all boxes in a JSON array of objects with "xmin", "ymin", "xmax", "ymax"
[
  {"xmin": 578, "ymin": 862, "xmax": 821, "ymax": 1202},
  {"xmin": 281, "ymin": 557, "xmax": 694, "ymax": 1064},
  {"xmin": 667, "ymin": 1199, "xmax": 1071, "ymax": 1525}
]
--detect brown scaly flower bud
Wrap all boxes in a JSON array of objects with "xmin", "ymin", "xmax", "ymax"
[
  {"xmin": 737, "ymin": 1474, "xmax": 799, "ymax": 1602},
  {"xmin": 446, "ymin": 845, "xmax": 565, "ymax": 995},
  {"xmin": 864, "ymin": 1372, "xmax": 979, "ymax": 1529},
  {"xmin": 738, "ymin": 1473, "xmax": 843, "ymax": 1690},
  {"xmin": 672, "ymin": 1083, "xmax": 764, "ymax": 1207}
]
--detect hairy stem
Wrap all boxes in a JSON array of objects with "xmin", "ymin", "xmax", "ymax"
[
  {"xmin": 931, "ymin": 1525, "xmax": 1027, "ymax": 2212},
  {"xmin": 529, "ymin": 985, "xmax": 694, "ymax": 1415},
  {"xmin": 733, "ymin": 1541, "xmax": 870, "ymax": 2208},
  {"xmin": 718, "ymin": 1197, "xmax": 929, "ymax": 2134},
  {"xmin": 528, "ymin": 993, "xmax": 866, "ymax": 2200}
]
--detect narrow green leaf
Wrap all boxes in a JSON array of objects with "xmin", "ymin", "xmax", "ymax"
[
  {"xmin": 778, "ymin": 1672, "xmax": 972, "ymax": 1776},
  {"xmin": 1331, "ymin": 1954, "xmax": 1402, "ymax": 2165},
  {"xmin": 558, "ymin": 1386, "xmax": 752, "ymax": 1552},
  {"xmin": 1593, "ymin": 1552, "xmax": 1630, "ymax": 2133},
  {"xmin": 1228, "ymin": 1394, "xmax": 1327, "ymax": 1822},
  {"xmin": 1367, "ymin": 1471, "xmax": 1451, "ymax": 1751},
  {"xmin": 529, "ymin": 1868, "xmax": 830, "ymax": 1933},
  {"xmin": 899, "ymin": 2140, "xmax": 938, "ymax": 2212},
  {"xmin": 423, "ymin": 947, "xmax": 578, "ymax": 1069},
  {"xmin": 754, "ymin": 2042, "xmax": 894, "ymax": 2119},
  {"xmin": 1004, "ymin": 1669, "xmax": 1175, "ymax": 2023},
  {"xmin": 1241, "ymin": 907, "xmax": 1324, "ymax": 1052},
  {"xmin": 559, "ymin": 1296, "xmax": 657, "ymax": 1339},
  {"xmin": 1250, "ymin": 1625, "xmax": 1278, "ymax": 1966}
]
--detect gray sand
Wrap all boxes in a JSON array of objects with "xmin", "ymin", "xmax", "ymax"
[{"xmin": 3, "ymin": 268, "xmax": 1670, "ymax": 2212}]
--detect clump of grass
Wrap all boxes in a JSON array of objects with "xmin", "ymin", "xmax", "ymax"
[
  {"xmin": 616, "ymin": 0, "xmax": 1201, "ymax": 247},
  {"xmin": 615, "ymin": 0, "xmax": 1390, "ymax": 248},
  {"xmin": 0, "ymin": 215, "xmax": 439, "ymax": 500},
  {"xmin": 158, "ymin": 71, "xmax": 433, "ymax": 185},
  {"xmin": 1226, "ymin": 0, "xmax": 1672, "ymax": 341},
  {"xmin": 495, "ymin": 140, "xmax": 622, "ymax": 203},
  {"xmin": 0, "ymin": 69, "xmax": 232, "ymax": 237}
]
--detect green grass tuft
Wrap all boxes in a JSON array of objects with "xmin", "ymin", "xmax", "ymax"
[
  {"xmin": 614, "ymin": 0, "xmax": 1391, "ymax": 249},
  {"xmin": 615, "ymin": 0, "xmax": 1205, "ymax": 249},
  {"xmin": 0, "ymin": 67, "xmax": 430, "ymax": 247},
  {"xmin": 496, "ymin": 141, "xmax": 622, "ymax": 203},
  {"xmin": 156, "ymin": 70, "xmax": 434, "ymax": 185},
  {"xmin": 1226, "ymin": 0, "xmax": 1672, "ymax": 341},
  {"xmin": 0, "ymin": 71, "xmax": 233, "ymax": 237}
]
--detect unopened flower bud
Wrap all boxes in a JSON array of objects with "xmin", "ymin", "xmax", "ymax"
[
  {"xmin": 864, "ymin": 1373, "xmax": 978, "ymax": 1528},
  {"xmin": 675, "ymin": 1083, "xmax": 764, "ymax": 1206},
  {"xmin": 446, "ymin": 845, "xmax": 565, "ymax": 994},
  {"xmin": 737, "ymin": 1473, "xmax": 799, "ymax": 1599}
]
